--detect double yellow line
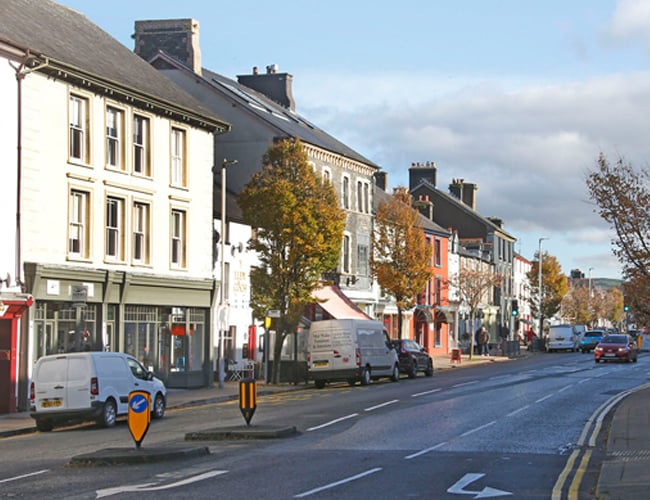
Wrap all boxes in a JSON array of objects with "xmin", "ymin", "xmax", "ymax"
[{"xmin": 552, "ymin": 383, "xmax": 650, "ymax": 499}]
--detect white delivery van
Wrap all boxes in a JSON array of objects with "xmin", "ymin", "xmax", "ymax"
[
  {"xmin": 307, "ymin": 319, "xmax": 400, "ymax": 388},
  {"xmin": 546, "ymin": 324, "xmax": 579, "ymax": 352},
  {"xmin": 30, "ymin": 351, "xmax": 166, "ymax": 431}
]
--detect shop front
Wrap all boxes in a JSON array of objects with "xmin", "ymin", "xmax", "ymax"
[{"xmin": 19, "ymin": 263, "xmax": 216, "ymax": 409}]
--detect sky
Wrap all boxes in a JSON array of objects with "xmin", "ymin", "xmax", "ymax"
[{"xmin": 57, "ymin": 0, "xmax": 650, "ymax": 280}]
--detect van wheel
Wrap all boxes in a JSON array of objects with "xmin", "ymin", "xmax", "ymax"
[
  {"xmin": 315, "ymin": 379, "xmax": 326, "ymax": 389},
  {"xmin": 360, "ymin": 368, "xmax": 371, "ymax": 386},
  {"xmin": 98, "ymin": 399, "xmax": 117, "ymax": 428},
  {"xmin": 391, "ymin": 364, "xmax": 400, "ymax": 382},
  {"xmin": 35, "ymin": 419, "xmax": 53, "ymax": 432},
  {"xmin": 152, "ymin": 393, "xmax": 166, "ymax": 419}
]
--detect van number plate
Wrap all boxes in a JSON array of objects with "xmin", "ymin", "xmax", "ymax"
[
  {"xmin": 41, "ymin": 399, "xmax": 62, "ymax": 408},
  {"xmin": 314, "ymin": 361, "xmax": 329, "ymax": 367}
]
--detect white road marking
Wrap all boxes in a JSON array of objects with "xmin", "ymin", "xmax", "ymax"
[
  {"xmin": 535, "ymin": 393, "xmax": 555, "ymax": 403},
  {"xmin": 0, "ymin": 469, "xmax": 49, "ymax": 484},
  {"xmin": 306, "ymin": 413, "xmax": 359, "ymax": 431},
  {"xmin": 411, "ymin": 388, "xmax": 441, "ymax": 397},
  {"xmin": 95, "ymin": 470, "xmax": 227, "ymax": 498},
  {"xmin": 404, "ymin": 441, "xmax": 447, "ymax": 459},
  {"xmin": 460, "ymin": 420, "xmax": 496, "ymax": 438},
  {"xmin": 364, "ymin": 399, "xmax": 399, "ymax": 412},
  {"xmin": 453, "ymin": 380, "xmax": 479, "ymax": 388},
  {"xmin": 506, "ymin": 404, "xmax": 530, "ymax": 417},
  {"xmin": 294, "ymin": 467, "xmax": 382, "ymax": 498},
  {"xmin": 558, "ymin": 385, "xmax": 572, "ymax": 393}
]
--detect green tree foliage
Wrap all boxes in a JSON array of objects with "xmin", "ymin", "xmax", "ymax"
[
  {"xmin": 238, "ymin": 139, "xmax": 345, "ymax": 383},
  {"xmin": 527, "ymin": 251, "xmax": 569, "ymax": 331},
  {"xmin": 370, "ymin": 187, "xmax": 433, "ymax": 339},
  {"xmin": 586, "ymin": 153, "xmax": 650, "ymax": 324},
  {"xmin": 447, "ymin": 266, "xmax": 502, "ymax": 359}
]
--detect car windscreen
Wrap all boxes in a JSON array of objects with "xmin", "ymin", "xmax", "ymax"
[{"xmin": 602, "ymin": 335, "xmax": 626, "ymax": 344}]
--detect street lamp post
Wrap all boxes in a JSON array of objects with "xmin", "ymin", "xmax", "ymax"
[
  {"xmin": 538, "ymin": 237, "xmax": 549, "ymax": 347},
  {"xmin": 588, "ymin": 267, "xmax": 594, "ymax": 326},
  {"xmin": 217, "ymin": 158, "xmax": 237, "ymax": 389}
]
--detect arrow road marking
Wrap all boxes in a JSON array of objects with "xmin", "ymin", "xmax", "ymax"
[
  {"xmin": 95, "ymin": 470, "xmax": 227, "ymax": 498},
  {"xmin": 447, "ymin": 473, "xmax": 512, "ymax": 498}
]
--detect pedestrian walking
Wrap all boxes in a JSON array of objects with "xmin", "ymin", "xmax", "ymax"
[{"xmin": 478, "ymin": 327, "xmax": 490, "ymax": 356}]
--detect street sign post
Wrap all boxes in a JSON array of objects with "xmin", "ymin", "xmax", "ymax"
[{"xmin": 128, "ymin": 390, "xmax": 151, "ymax": 448}]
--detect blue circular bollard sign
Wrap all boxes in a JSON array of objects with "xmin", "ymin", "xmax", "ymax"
[{"xmin": 129, "ymin": 393, "xmax": 148, "ymax": 413}]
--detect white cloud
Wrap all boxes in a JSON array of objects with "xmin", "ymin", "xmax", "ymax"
[{"xmin": 607, "ymin": 0, "xmax": 650, "ymax": 44}]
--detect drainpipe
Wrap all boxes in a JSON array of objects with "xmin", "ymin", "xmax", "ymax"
[{"xmin": 11, "ymin": 52, "xmax": 49, "ymax": 291}]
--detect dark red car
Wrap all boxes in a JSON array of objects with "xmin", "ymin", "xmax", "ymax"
[{"xmin": 594, "ymin": 334, "xmax": 639, "ymax": 363}]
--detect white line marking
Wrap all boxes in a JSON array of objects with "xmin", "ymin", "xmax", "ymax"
[
  {"xmin": 577, "ymin": 378, "xmax": 591, "ymax": 384},
  {"xmin": 0, "ymin": 469, "xmax": 49, "ymax": 484},
  {"xmin": 535, "ymin": 393, "xmax": 555, "ymax": 403},
  {"xmin": 364, "ymin": 399, "xmax": 399, "ymax": 412},
  {"xmin": 294, "ymin": 467, "xmax": 382, "ymax": 498},
  {"xmin": 460, "ymin": 420, "xmax": 496, "ymax": 438},
  {"xmin": 412, "ymin": 388, "xmax": 441, "ymax": 397},
  {"xmin": 558, "ymin": 385, "xmax": 572, "ymax": 393},
  {"xmin": 404, "ymin": 442, "xmax": 447, "ymax": 459},
  {"xmin": 506, "ymin": 404, "xmax": 531, "ymax": 417},
  {"xmin": 453, "ymin": 380, "xmax": 479, "ymax": 388},
  {"xmin": 306, "ymin": 413, "xmax": 358, "ymax": 431},
  {"xmin": 96, "ymin": 470, "xmax": 227, "ymax": 498}
]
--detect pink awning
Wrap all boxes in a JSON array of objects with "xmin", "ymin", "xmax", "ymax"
[{"xmin": 311, "ymin": 285, "xmax": 371, "ymax": 319}]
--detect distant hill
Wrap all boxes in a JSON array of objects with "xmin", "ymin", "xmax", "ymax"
[{"xmin": 594, "ymin": 278, "xmax": 623, "ymax": 290}]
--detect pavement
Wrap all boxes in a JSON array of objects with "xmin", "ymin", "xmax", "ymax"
[{"xmin": 0, "ymin": 350, "xmax": 646, "ymax": 497}]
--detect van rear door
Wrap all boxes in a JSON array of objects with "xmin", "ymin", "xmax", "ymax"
[{"xmin": 33, "ymin": 355, "xmax": 91, "ymax": 411}]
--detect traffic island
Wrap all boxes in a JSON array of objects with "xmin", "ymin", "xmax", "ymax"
[
  {"xmin": 185, "ymin": 424, "xmax": 298, "ymax": 441},
  {"xmin": 66, "ymin": 445, "xmax": 210, "ymax": 467}
]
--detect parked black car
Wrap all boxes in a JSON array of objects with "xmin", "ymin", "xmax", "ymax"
[{"xmin": 390, "ymin": 339, "xmax": 434, "ymax": 378}]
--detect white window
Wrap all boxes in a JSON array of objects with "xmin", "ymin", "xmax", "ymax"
[
  {"xmin": 171, "ymin": 128, "xmax": 186, "ymax": 187},
  {"xmin": 106, "ymin": 106, "xmax": 124, "ymax": 169},
  {"xmin": 171, "ymin": 208, "xmax": 186, "ymax": 268},
  {"xmin": 106, "ymin": 196, "xmax": 124, "ymax": 260},
  {"xmin": 133, "ymin": 201, "xmax": 150, "ymax": 265},
  {"xmin": 69, "ymin": 189, "xmax": 90, "ymax": 258},
  {"xmin": 133, "ymin": 114, "xmax": 150, "ymax": 176},
  {"xmin": 69, "ymin": 95, "xmax": 89, "ymax": 163}
]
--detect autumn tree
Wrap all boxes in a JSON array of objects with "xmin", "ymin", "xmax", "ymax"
[
  {"xmin": 586, "ymin": 153, "xmax": 650, "ymax": 322},
  {"xmin": 238, "ymin": 139, "xmax": 345, "ymax": 384},
  {"xmin": 527, "ymin": 251, "xmax": 569, "ymax": 334},
  {"xmin": 447, "ymin": 265, "xmax": 502, "ymax": 359},
  {"xmin": 371, "ymin": 187, "xmax": 433, "ymax": 339},
  {"xmin": 561, "ymin": 286, "xmax": 592, "ymax": 325}
]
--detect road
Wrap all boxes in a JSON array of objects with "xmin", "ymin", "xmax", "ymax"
[{"xmin": 0, "ymin": 351, "xmax": 646, "ymax": 499}]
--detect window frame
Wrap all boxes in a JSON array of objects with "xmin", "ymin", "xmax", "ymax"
[
  {"xmin": 69, "ymin": 94, "xmax": 90, "ymax": 164},
  {"xmin": 105, "ymin": 195, "xmax": 125, "ymax": 261},
  {"xmin": 105, "ymin": 105, "xmax": 125, "ymax": 171},
  {"xmin": 171, "ymin": 208, "xmax": 187, "ymax": 269},
  {"xmin": 170, "ymin": 127, "xmax": 187, "ymax": 187},
  {"xmin": 132, "ymin": 200, "xmax": 151, "ymax": 265},
  {"xmin": 133, "ymin": 114, "xmax": 151, "ymax": 177},
  {"xmin": 68, "ymin": 189, "xmax": 91, "ymax": 259},
  {"xmin": 342, "ymin": 233, "xmax": 351, "ymax": 274}
]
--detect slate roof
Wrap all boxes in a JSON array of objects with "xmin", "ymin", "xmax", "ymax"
[
  {"xmin": 374, "ymin": 187, "xmax": 451, "ymax": 237},
  {"xmin": 410, "ymin": 178, "xmax": 515, "ymax": 241},
  {"xmin": 197, "ymin": 64, "xmax": 380, "ymax": 168},
  {"xmin": 0, "ymin": 0, "xmax": 229, "ymax": 131}
]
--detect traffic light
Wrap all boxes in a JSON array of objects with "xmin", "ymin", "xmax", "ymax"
[
  {"xmin": 511, "ymin": 299, "xmax": 519, "ymax": 317},
  {"xmin": 624, "ymin": 304, "xmax": 630, "ymax": 312}
]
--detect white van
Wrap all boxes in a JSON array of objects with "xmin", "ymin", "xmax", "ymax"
[
  {"xmin": 30, "ymin": 352, "xmax": 166, "ymax": 431},
  {"xmin": 307, "ymin": 319, "xmax": 400, "ymax": 388},
  {"xmin": 546, "ymin": 324, "xmax": 579, "ymax": 352}
]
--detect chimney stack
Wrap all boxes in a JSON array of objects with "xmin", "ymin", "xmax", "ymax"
[
  {"xmin": 133, "ymin": 19, "xmax": 202, "ymax": 75},
  {"xmin": 449, "ymin": 179, "xmax": 477, "ymax": 210},
  {"xmin": 238, "ymin": 64, "xmax": 295, "ymax": 111},
  {"xmin": 408, "ymin": 161, "xmax": 437, "ymax": 191}
]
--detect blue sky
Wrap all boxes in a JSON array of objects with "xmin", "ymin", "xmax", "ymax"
[{"xmin": 59, "ymin": 0, "xmax": 650, "ymax": 279}]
